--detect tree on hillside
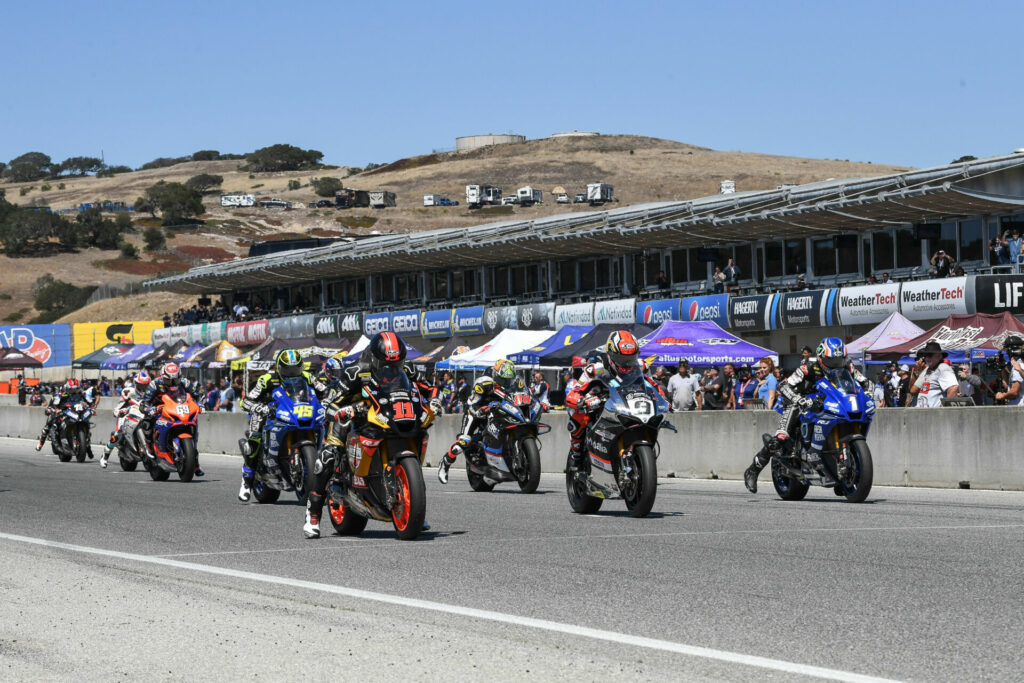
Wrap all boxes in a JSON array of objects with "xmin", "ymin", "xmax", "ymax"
[
  {"xmin": 138, "ymin": 156, "xmax": 189, "ymax": 171},
  {"xmin": 59, "ymin": 156, "xmax": 104, "ymax": 176},
  {"xmin": 311, "ymin": 176, "xmax": 343, "ymax": 197},
  {"xmin": 0, "ymin": 209, "xmax": 71, "ymax": 255},
  {"xmin": 143, "ymin": 226, "xmax": 166, "ymax": 251},
  {"xmin": 32, "ymin": 274, "xmax": 96, "ymax": 321},
  {"xmin": 76, "ymin": 207, "xmax": 123, "ymax": 249},
  {"xmin": 144, "ymin": 181, "xmax": 204, "ymax": 225},
  {"xmin": 0, "ymin": 162, "xmax": 6, "ymax": 177},
  {"xmin": 185, "ymin": 173, "xmax": 224, "ymax": 193},
  {"xmin": 96, "ymin": 165, "xmax": 132, "ymax": 177},
  {"xmin": 5, "ymin": 152, "xmax": 52, "ymax": 182},
  {"xmin": 246, "ymin": 144, "xmax": 323, "ymax": 172},
  {"xmin": 191, "ymin": 150, "xmax": 220, "ymax": 161}
]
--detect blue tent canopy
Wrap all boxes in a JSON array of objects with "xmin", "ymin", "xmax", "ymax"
[{"xmin": 508, "ymin": 325, "xmax": 592, "ymax": 366}]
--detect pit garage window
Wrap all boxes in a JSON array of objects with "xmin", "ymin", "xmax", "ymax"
[{"xmin": 959, "ymin": 219, "xmax": 984, "ymax": 262}]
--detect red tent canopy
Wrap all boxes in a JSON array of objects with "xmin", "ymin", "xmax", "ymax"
[
  {"xmin": 0, "ymin": 347, "xmax": 44, "ymax": 370},
  {"xmin": 867, "ymin": 312, "xmax": 1024, "ymax": 361}
]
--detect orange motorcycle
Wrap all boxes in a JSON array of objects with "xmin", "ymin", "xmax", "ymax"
[{"xmin": 144, "ymin": 387, "xmax": 201, "ymax": 482}]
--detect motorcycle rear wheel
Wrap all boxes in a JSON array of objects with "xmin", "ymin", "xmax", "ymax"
[
  {"xmin": 149, "ymin": 462, "xmax": 170, "ymax": 481},
  {"xmin": 838, "ymin": 440, "xmax": 873, "ymax": 503},
  {"xmin": 466, "ymin": 466, "xmax": 496, "ymax": 492},
  {"xmin": 118, "ymin": 453, "xmax": 138, "ymax": 472},
  {"xmin": 623, "ymin": 445, "xmax": 657, "ymax": 518},
  {"xmin": 328, "ymin": 498, "xmax": 368, "ymax": 536},
  {"xmin": 252, "ymin": 478, "xmax": 281, "ymax": 504},
  {"xmin": 391, "ymin": 457, "xmax": 426, "ymax": 540},
  {"xmin": 565, "ymin": 454, "xmax": 602, "ymax": 514},
  {"xmin": 176, "ymin": 439, "xmax": 198, "ymax": 482},
  {"xmin": 516, "ymin": 437, "xmax": 542, "ymax": 494},
  {"xmin": 771, "ymin": 460, "xmax": 809, "ymax": 501}
]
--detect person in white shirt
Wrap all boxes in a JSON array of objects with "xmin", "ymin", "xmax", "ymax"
[
  {"xmin": 666, "ymin": 360, "xmax": 701, "ymax": 411},
  {"xmin": 908, "ymin": 342, "xmax": 958, "ymax": 407},
  {"xmin": 994, "ymin": 336, "xmax": 1024, "ymax": 406}
]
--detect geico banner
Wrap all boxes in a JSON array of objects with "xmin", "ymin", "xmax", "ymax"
[
  {"xmin": 555, "ymin": 302, "xmax": 594, "ymax": 329},
  {"xmin": 339, "ymin": 312, "xmax": 362, "ymax": 334},
  {"xmin": 594, "ymin": 298, "xmax": 635, "ymax": 325},
  {"xmin": 729, "ymin": 294, "xmax": 781, "ymax": 331},
  {"xmin": 899, "ymin": 277, "xmax": 967, "ymax": 320},
  {"xmin": 680, "ymin": 294, "xmax": 730, "ymax": 327},
  {"xmin": 226, "ymin": 319, "xmax": 269, "ymax": 346},
  {"xmin": 452, "ymin": 306, "xmax": 484, "ymax": 335},
  {"xmin": 73, "ymin": 320, "xmax": 164, "ymax": 357},
  {"xmin": 314, "ymin": 315, "xmax": 340, "ymax": 338},
  {"xmin": 973, "ymin": 274, "xmax": 1024, "ymax": 315},
  {"xmin": 420, "ymin": 309, "xmax": 453, "ymax": 338},
  {"xmin": 363, "ymin": 312, "xmax": 391, "ymax": 336},
  {"xmin": 484, "ymin": 306, "xmax": 518, "ymax": 335},
  {"xmin": 779, "ymin": 289, "xmax": 839, "ymax": 329},
  {"xmin": 636, "ymin": 299, "xmax": 680, "ymax": 326},
  {"xmin": 837, "ymin": 284, "xmax": 900, "ymax": 325},
  {"xmin": 517, "ymin": 302, "xmax": 554, "ymax": 330},
  {"xmin": 0, "ymin": 324, "xmax": 72, "ymax": 367},
  {"xmin": 391, "ymin": 309, "xmax": 421, "ymax": 336}
]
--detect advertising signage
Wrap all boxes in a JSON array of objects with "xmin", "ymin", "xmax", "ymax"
[
  {"xmin": 517, "ymin": 302, "xmax": 555, "ymax": 330},
  {"xmin": 363, "ymin": 312, "xmax": 391, "ymax": 336},
  {"xmin": 72, "ymin": 320, "xmax": 164, "ymax": 357},
  {"xmin": 973, "ymin": 274, "xmax": 1024, "ymax": 315},
  {"xmin": 0, "ymin": 324, "xmax": 72, "ymax": 367},
  {"xmin": 420, "ymin": 309, "xmax": 453, "ymax": 338},
  {"xmin": 452, "ymin": 306, "xmax": 484, "ymax": 336},
  {"xmin": 593, "ymin": 298, "xmax": 636, "ymax": 325},
  {"xmin": 837, "ymin": 284, "xmax": 900, "ymax": 325},
  {"xmin": 729, "ymin": 294, "xmax": 781, "ymax": 331},
  {"xmin": 680, "ymin": 293, "xmax": 730, "ymax": 327},
  {"xmin": 636, "ymin": 299, "xmax": 680, "ymax": 326},
  {"xmin": 779, "ymin": 289, "xmax": 839, "ymax": 329},
  {"xmin": 555, "ymin": 302, "xmax": 594, "ymax": 329},
  {"xmin": 390, "ymin": 309, "xmax": 421, "ymax": 336},
  {"xmin": 225, "ymin": 319, "xmax": 269, "ymax": 346},
  {"xmin": 483, "ymin": 305, "xmax": 518, "ymax": 335},
  {"xmin": 899, "ymin": 277, "xmax": 967, "ymax": 320}
]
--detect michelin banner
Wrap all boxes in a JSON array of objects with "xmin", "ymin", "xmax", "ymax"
[
  {"xmin": 0, "ymin": 324, "xmax": 72, "ymax": 367},
  {"xmin": 453, "ymin": 306, "xmax": 484, "ymax": 336},
  {"xmin": 73, "ymin": 320, "xmax": 165, "ymax": 357},
  {"xmin": 420, "ymin": 310, "xmax": 453, "ymax": 339}
]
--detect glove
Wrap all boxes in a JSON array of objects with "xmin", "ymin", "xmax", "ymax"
[
  {"xmin": 429, "ymin": 398, "xmax": 443, "ymax": 413},
  {"xmin": 797, "ymin": 396, "xmax": 815, "ymax": 410},
  {"xmin": 255, "ymin": 404, "xmax": 271, "ymax": 417},
  {"xmin": 583, "ymin": 395, "xmax": 603, "ymax": 412},
  {"xmin": 330, "ymin": 405, "xmax": 356, "ymax": 422}
]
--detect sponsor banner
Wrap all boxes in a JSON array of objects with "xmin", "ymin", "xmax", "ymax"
[
  {"xmin": 729, "ymin": 294, "xmax": 781, "ymax": 331},
  {"xmin": 363, "ymin": 312, "xmax": 391, "ymax": 336},
  {"xmin": 314, "ymin": 315, "xmax": 340, "ymax": 337},
  {"xmin": 0, "ymin": 324, "xmax": 72, "ymax": 367},
  {"xmin": 268, "ymin": 317, "xmax": 293, "ymax": 339},
  {"xmin": 225, "ymin": 319, "xmax": 269, "ymax": 346},
  {"xmin": 594, "ymin": 298, "xmax": 636, "ymax": 325},
  {"xmin": 680, "ymin": 294, "xmax": 730, "ymax": 327},
  {"xmin": 973, "ymin": 274, "xmax": 1024, "ymax": 315},
  {"xmin": 483, "ymin": 305, "xmax": 518, "ymax": 335},
  {"xmin": 290, "ymin": 314, "xmax": 315, "ymax": 338},
  {"xmin": 338, "ymin": 312, "xmax": 362, "ymax": 334},
  {"xmin": 899, "ymin": 277, "xmax": 967, "ymax": 320},
  {"xmin": 517, "ymin": 302, "xmax": 555, "ymax": 330},
  {"xmin": 391, "ymin": 308, "xmax": 421, "ymax": 336},
  {"xmin": 420, "ymin": 309, "xmax": 453, "ymax": 339},
  {"xmin": 453, "ymin": 306, "xmax": 484, "ymax": 336},
  {"xmin": 72, "ymin": 320, "xmax": 164, "ymax": 357},
  {"xmin": 555, "ymin": 302, "xmax": 594, "ymax": 329},
  {"xmin": 184, "ymin": 322, "xmax": 224, "ymax": 346},
  {"xmin": 779, "ymin": 289, "xmax": 839, "ymax": 329},
  {"xmin": 837, "ymin": 284, "xmax": 900, "ymax": 325},
  {"xmin": 636, "ymin": 299, "xmax": 680, "ymax": 326},
  {"xmin": 152, "ymin": 327, "xmax": 171, "ymax": 347}
]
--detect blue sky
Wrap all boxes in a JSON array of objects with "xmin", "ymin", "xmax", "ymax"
[{"xmin": 2, "ymin": 0, "xmax": 1020, "ymax": 170}]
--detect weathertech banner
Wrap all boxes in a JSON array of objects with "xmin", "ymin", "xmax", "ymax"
[
  {"xmin": 363, "ymin": 312, "xmax": 391, "ymax": 336},
  {"xmin": 594, "ymin": 298, "xmax": 636, "ymax": 325},
  {"xmin": 452, "ymin": 306, "xmax": 484, "ymax": 336},
  {"xmin": 837, "ymin": 284, "xmax": 900, "ymax": 325},
  {"xmin": 680, "ymin": 294, "xmax": 730, "ymax": 327},
  {"xmin": 779, "ymin": 289, "xmax": 839, "ymax": 329},
  {"xmin": 420, "ymin": 309, "xmax": 453, "ymax": 338},
  {"xmin": 899, "ymin": 277, "xmax": 967, "ymax": 320},
  {"xmin": 72, "ymin": 320, "xmax": 165, "ymax": 357},
  {"xmin": 729, "ymin": 294, "xmax": 781, "ymax": 331},
  {"xmin": 517, "ymin": 302, "xmax": 555, "ymax": 330},
  {"xmin": 390, "ymin": 309, "xmax": 421, "ymax": 336},
  {"xmin": 555, "ymin": 302, "xmax": 594, "ymax": 329},
  {"xmin": 225, "ymin": 319, "xmax": 269, "ymax": 346},
  {"xmin": 973, "ymin": 274, "xmax": 1024, "ymax": 315},
  {"xmin": 636, "ymin": 299, "xmax": 680, "ymax": 326},
  {"xmin": 483, "ymin": 306, "xmax": 518, "ymax": 335},
  {"xmin": 0, "ymin": 324, "xmax": 72, "ymax": 367}
]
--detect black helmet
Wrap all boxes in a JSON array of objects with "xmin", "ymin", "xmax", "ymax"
[
  {"xmin": 275, "ymin": 349, "xmax": 303, "ymax": 379},
  {"xmin": 367, "ymin": 332, "xmax": 406, "ymax": 372}
]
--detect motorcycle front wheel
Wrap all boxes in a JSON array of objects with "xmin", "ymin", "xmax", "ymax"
[
  {"xmin": 292, "ymin": 443, "xmax": 317, "ymax": 504},
  {"xmin": 391, "ymin": 457, "xmax": 426, "ymax": 540},
  {"xmin": 623, "ymin": 444, "xmax": 657, "ymax": 518},
  {"xmin": 466, "ymin": 466, "xmax": 496, "ymax": 492},
  {"xmin": 838, "ymin": 440, "xmax": 873, "ymax": 503},
  {"xmin": 515, "ymin": 437, "xmax": 542, "ymax": 494},
  {"xmin": 176, "ymin": 438, "xmax": 198, "ymax": 482},
  {"xmin": 118, "ymin": 451, "xmax": 138, "ymax": 471},
  {"xmin": 56, "ymin": 431, "xmax": 72, "ymax": 463}
]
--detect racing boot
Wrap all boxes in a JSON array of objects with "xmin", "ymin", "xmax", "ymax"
[
  {"xmin": 36, "ymin": 426, "xmax": 47, "ymax": 452},
  {"xmin": 744, "ymin": 440, "xmax": 772, "ymax": 493},
  {"xmin": 238, "ymin": 466, "xmax": 254, "ymax": 502},
  {"xmin": 438, "ymin": 438, "xmax": 466, "ymax": 484},
  {"xmin": 568, "ymin": 436, "xmax": 587, "ymax": 484},
  {"xmin": 303, "ymin": 501, "xmax": 321, "ymax": 539}
]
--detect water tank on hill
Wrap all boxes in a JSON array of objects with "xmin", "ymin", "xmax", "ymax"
[{"xmin": 455, "ymin": 134, "xmax": 526, "ymax": 153}]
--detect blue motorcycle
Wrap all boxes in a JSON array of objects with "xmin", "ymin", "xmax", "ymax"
[
  {"xmin": 252, "ymin": 378, "xmax": 326, "ymax": 504},
  {"xmin": 768, "ymin": 368, "xmax": 875, "ymax": 503},
  {"xmin": 55, "ymin": 399, "xmax": 94, "ymax": 463}
]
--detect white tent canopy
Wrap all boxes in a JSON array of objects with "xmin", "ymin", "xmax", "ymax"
[
  {"xmin": 847, "ymin": 312, "xmax": 925, "ymax": 360},
  {"xmin": 438, "ymin": 329, "xmax": 552, "ymax": 370}
]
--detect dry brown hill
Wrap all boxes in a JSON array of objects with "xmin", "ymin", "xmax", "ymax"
[{"xmin": 2, "ymin": 135, "xmax": 910, "ymax": 324}]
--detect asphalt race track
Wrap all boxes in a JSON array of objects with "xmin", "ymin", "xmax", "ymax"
[{"xmin": 2, "ymin": 437, "xmax": 1023, "ymax": 681}]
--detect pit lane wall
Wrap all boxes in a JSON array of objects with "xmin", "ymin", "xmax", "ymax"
[{"xmin": 0, "ymin": 405, "xmax": 1020, "ymax": 490}]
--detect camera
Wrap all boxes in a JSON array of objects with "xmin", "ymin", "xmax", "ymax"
[{"xmin": 985, "ymin": 353, "xmax": 1007, "ymax": 372}]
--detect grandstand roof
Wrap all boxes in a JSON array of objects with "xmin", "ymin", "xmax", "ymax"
[{"xmin": 146, "ymin": 152, "xmax": 1024, "ymax": 294}]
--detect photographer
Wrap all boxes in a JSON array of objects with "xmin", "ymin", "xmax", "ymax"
[
  {"xmin": 990, "ymin": 237, "xmax": 1010, "ymax": 266},
  {"xmin": 993, "ymin": 336, "xmax": 1024, "ymax": 406},
  {"xmin": 907, "ymin": 342, "xmax": 958, "ymax": 407},
  {"xmin": 956, "ymin": 363, "xmax": 987, "ymax": 406},
  {"xmin": 929, "ymin": 250, "xmax": 955, "ymax": 278}
]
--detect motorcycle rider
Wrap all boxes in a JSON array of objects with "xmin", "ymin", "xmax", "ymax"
[
  {"xmin": 36, "ymin": 378, "xmax": 85, "ymax": 452},
  {"xmin": 743, "ymin": 337, "xmax": 871, "ymax": 493},
  {"xmin": 237, "ymin": 349, "xmax": 332, "ymax": 503},
  {"xmin": 99, "ymin": 370, "xmax": 152, "ymax": 469},
  {"xmin": 139, "ymin": 362, "xmax": 205, "ymax": 476},
  {"xmin": 436, "ymin": 358, "xmax": 519, "ymax": 485}
]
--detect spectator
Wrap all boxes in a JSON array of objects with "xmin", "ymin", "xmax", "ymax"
[
  {"xmin": 800, "ymin": 345, "xmax": 814, "ymax": 363},
  {"xmin": 867, "ymin": 274, "xmax": 878, "ymax": 285},
  {"xmin": 440, "ymin": 372, "xmax": 456, "ymax": 410},
  {"xmin": 653, "ymin": 365, "xmax": 670, "ymax": 389},
  {"xmin": 162, "ymin": 313, "xmax": 171, "ymax": 327},
  {"xmin": 530, "ymin": 371, "xmax": 550, "ymax": 409},
  {"xmin": 895, "ymin": 364, "xmax": 912, "ymax": 407},
  {"xmin": 930, "ymin": 250, "xmax": 955, "ymax": 278},
  {"xmin": 755, "ymin": 357, "xmax": 779, "ymax": 408},
  {"xmin": 456, "ymin": 376, "xmax": 471, "ymax": 411},
  {"xmin": 873, "ymin": 372, "xmax": 887, "ymax": 407},
  {"xmin": 203, "ymin": 380, "xmax": 221, "ymax": 411},
  {"xmin": 723, "ymin": 258, "xmax": 741, "ymax": 292},
  {"xmin": 956, "ymin": 363, "xmax": 986, "ymax": 406},
  {"xmin": 990, "ymin": 236, "xmax": 1010, "ymax": 266},
  {"xmin": 907, "ymin": 342, "xmax": 958, "ymax": 407},
  {"xmin": 99, "ymin": 376, "xmax": 110, "ymax": 397},
  {"xmin": 735, "ymin": 366, "xmax": 757, "ymax": 409},
  {"xmin": 994, "ymin": 336, "xmax": 1024, "ymax": 405},
  {"xmin": 720, "ymin": 363, "xmax": 738, "ymax": 410},
  {"xmin": 712, "ymin": 266, "xmax": 726, "ymax": 293},
  {"xmin": 881, "ymin": 272, "xmax": 892, "ymax": 284},
  {"xmin": 30, "ymin": 387, "xmax": 44, "ymax": 406},
  {"xmin": 656, "ymin": 270, "xmax": 669, "ymax": 291},
  {"xmin": 699, "ymin": 367, "xmax": 726, "ymax": 411},
  {"xmin": 667, "ymin": 360, "xmax": 700, "ymax": 411},
  {"xmin": 1005, "ymin": 227, "xmax": 1023, "ymax": 272},
  {"xmin": 795, "ymin": 275, "xmax": 809, "ymax": 291},
  {"xmin": 217, "ymin": 377, "xmax": 237, "ymax": 412}
]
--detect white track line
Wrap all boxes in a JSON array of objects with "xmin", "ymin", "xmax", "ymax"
[{"xmin": 0, "ymin": 531, "xmax": 894, "ymax": 683}]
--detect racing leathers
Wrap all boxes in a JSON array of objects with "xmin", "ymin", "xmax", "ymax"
[
  {"xmin": 436, "ymin": 375, "xmax": 505, "ymax": 484},
  {"xmin": 99, "ymin": 383, "xmax": 143, "ymax": 466},
  {"xmin": 139, "ymin": 376, "xmax": 203, "ymax": 464},
  {"xmin": 37, "ymin": 388, "xmax": 85, "ymax": 449}
]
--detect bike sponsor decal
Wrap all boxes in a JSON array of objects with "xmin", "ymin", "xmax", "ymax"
[
  {"xmin": 680, "ymin": 293, "xmax": 730, "ymax": 327},
  {"xmin": 391, "ymin": 309, "xmax": 420, "ymax": 336},
  {"xmin": 554, "ymin": 302, "xmax": 594, "ymax": 329},
  {"xmin": 899, "ymin": 277, "xmax": 967, "ymax": 320},
  {"xmin": 729, "ymin": 294, "xmax": 781, "ymax": 331},
  {"xmin": 225, "ymin": 319, "xmax": 269, "ymax": 346},
  {"xmin": 636, "ymin": 298, "xmax": 680, "ymax": 325},
  {"xmin": 973, "ymin": 274, "xmax": 1024, "ymax": 315},
  {"xmin": 517, "ymin": 302, "xmax": 555, "ymax": 330},
  {"xmin": 0, "ymin": 324, "xmax": 72, "ymax": 367},
  {"xmin": 836, "ymin": 284, "xmax": 900, "ymax": 325},
  {"xmin": 420, "ymin": 309, "xmax": 453, "ymax": 338},
  {"xmin": 452, "ymin": 306, "xmax": 484, "ymax": 335},
  {"xmin": 593, "ymin": 298, "xmax": 635, "ymax": 325},
  {"xmin": 779, "ymin": 289, "xmax": 838, "ymax": 329},
  {"xmin": 72, "ymin": 320, "xmax": 164, "ymax": 357},
  {"xmin": 363, "ymin": 312, "xmax": 391, "ymax": 335}
]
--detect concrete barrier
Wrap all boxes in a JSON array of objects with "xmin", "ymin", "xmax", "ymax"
[{"xmin": 1, "ymin": 405, "xmax": 1021, "ymax": 490}]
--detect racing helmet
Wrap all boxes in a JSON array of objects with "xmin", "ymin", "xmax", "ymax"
[
  {"xmin": 367, "ymin": 332, "xmax": 406, "ymax": 373},
  {"xmin": 275, "ymin": 349, "xmax": 303, "ymax": 379},
  {"xmin": 605, "ymin": 330, "xmax": 640, "ymax": 375},
  {"xmin": 161, "ymin": 362, "xmax": 181, "ymax": 387},
  {"xmin": 65, "ymin": 378, "xmax": 80, "ymax": 392},
  {"xmin": 134, "ymin": 370, "xmax": 152, "ymax": 389},
  {"xmin": 816, "ymin": 337, "xmax": 848, "ymax": 370},
  {"xmin": 492, "ymin": 359, "xmax": 517, "ymax": 390},
  {"xmin": 322, "ymin": 357, "xmax": 343, "ymax": 380}
]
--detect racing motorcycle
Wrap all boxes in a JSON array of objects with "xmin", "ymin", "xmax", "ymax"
[
  {"xmin": 463, "ymin": 377, "xmax": 547, "ymax": 494},
  {"xmin": 250, "ymin": 379, "xmax": 326, "ymax": 504},
  {"xmin": 54, "ymin": 400, "xmax": 94, "ymax": 463},
  {"xmin": 764, "ymin": 367, "xmax": 874, "ymax": 503},
  {"xmin": 144, "ymin": 386, "xmax": 201, "ymax": 482},
  {"xmin": 566, "ymin": 366, "xmax": 673, "ymax": 517},
  {"xmin": 326, "ymin": 366, "xmax": 433, "ymax": 540},
  {"xmin": 113, "ymin": 403, "xmax": 147, "ymax": 472}
]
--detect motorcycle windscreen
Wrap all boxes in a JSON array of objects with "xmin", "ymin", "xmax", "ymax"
[{"xmin": 280, "ymin": 377, "xmax": 310, "ymax": 402}]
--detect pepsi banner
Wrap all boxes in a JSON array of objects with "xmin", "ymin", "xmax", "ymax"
[
  {"xmin": 390, "ymin": 309, "xmax": 421, "ymax": 336},
  {"xmin": 972, "ymin": 274, "xmax": 1024, "ymax": 315},
  {"xmin": 779, "ymin": 289, "xmax": 838, "ymax": 329},
  {"xmin": 517, "ymin": 302, "xmax": 555, "ymax": 330},
  {"xmin": 0, "ymin": 325, "xmax": 72, "ymax": 367},
  {"xmin": 363, "ymin": 312, "xmax": 391, "ymax": 335},
  {"xmin": 729, "ymin": 294, "xmax": 781, "ymax": 331},
  {"xmin": 483, "ymin": 306, "xmax": 518, "ymax": 335},
  {"xmin": 636, "ymin": 299, "xmax": 680, "ymax": 326},
  {"xmin": 452, "ymin": 306, "xmax": 484, "ymax": 336},
  {"xmin": 420, "ymin": 309, "xmax": 453, "ymax": 338},
  {"xmin": 680, "ymin": 294, "xmax": 730, "ymax": 327}
]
